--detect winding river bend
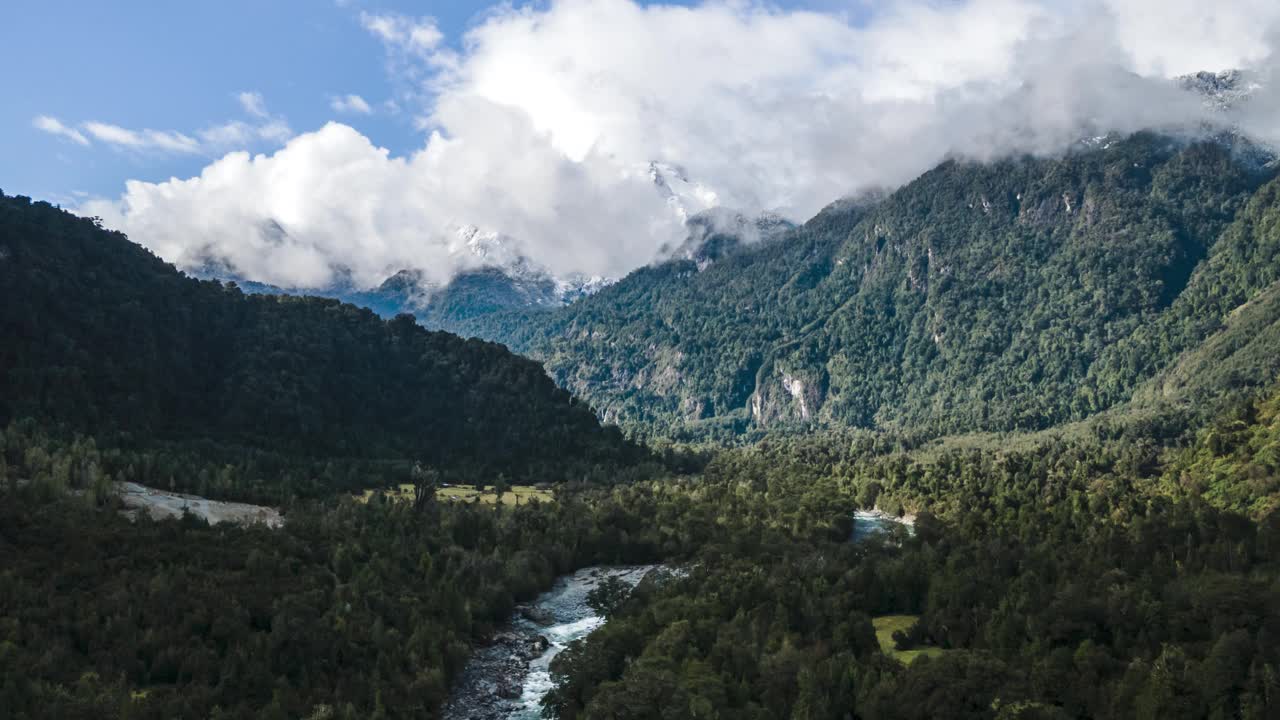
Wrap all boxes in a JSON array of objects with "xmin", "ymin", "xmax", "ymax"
[
  {"xmin": 442, "ymin": 565, "xmax": 656, "ymax": 720},
  {"xmin": 444, "ymin": 512, "xmax": 909, "ymax": 718}
]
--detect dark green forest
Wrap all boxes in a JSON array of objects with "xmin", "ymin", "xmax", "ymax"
[
  {"xmin": 0, "ymin": 192, "xmax": 650, "ymax": 500},
  {"xmin": 5, "ymin": 392, "xmax": 1279, "ymax": 718},
  {"xmin": 543, "ymin": 416, "xmax": 1280, "ymax": 720},
  {"xmin": 2, "ymin": 130, "xmax": 1280, "ymax": 719},
  {"xmin": 0, "ymin": 430, "xmax": 685, "ymax": 719}
]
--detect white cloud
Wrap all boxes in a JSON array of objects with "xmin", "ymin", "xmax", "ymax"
[
  {"xmin": 238, "ymin": 91, "xmax": 269, "ymax": 119},
  {"xmin": 330, "ymin": 93, "xmax": 374, "ymax": 114},
  {"xmin": 200, "ymin": 93, "xmax": 293, "ymax": 149},
  {"xmin": 198, "ymin": 118, "xmax": 293, "ymax": 147},
  {"xmin": 51, "ymin": 93, "xmax": 292, "ymax": 157},
  {"xmin": 1104, "ymin": 0, "xmax": 1280, "ymax": 76},
  {"xmin": 256, "ymin": 119, "xmax": 293, "ymax": 144},
  {"xmin": 83, "ymin": 119, "xmax": 678, "ymax": 288},
  {"xmin": 83, "ymin": 122, "xmax": 202, "ymax": 153},
  {"xmin": 360, "ymin": 11, "xmax": 442, "ymax": 56},
  {"xmin": 83, "ymin": 0, "xmax": 1280, "ymax": 291},
  {"xmin": 33, "ymin": 115, "xmax": 90, "ymax": 146}
]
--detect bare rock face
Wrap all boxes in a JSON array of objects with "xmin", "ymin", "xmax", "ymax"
[
  {"xmin": 680, "ymin": 395, "xmax": 708, "ymax": 421},
  {"xmin": 751, "ymin": 368, "xmax": 827, "ymax": 426},
  {"xmin": 1179, "ymin": 69, "xmax": 1259, "ymax": 111}
]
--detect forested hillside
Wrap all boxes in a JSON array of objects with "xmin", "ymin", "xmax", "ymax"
[
  {"xmin": 0, "ymin": 192, "xmax": 646, "ymax": 498},
  {"xmin": 1159, "ymin": 382, "xmax": 1280, "ymax": 519},
  {"xmin": 6, "ymin": 381, "xmax": 1279, "ymax": 719},
  {"xmin": 4, "ymin": 136, "xmax": 1280, "ymax": 718},
  {"xmin": 0, "ymin": 441, "xmax": 688, "ymax": 719},
  {"xmin": 541, "ymin": 416, "xmax": 1280, "ymax": 720},
  {"xmin": 458, "ymin": 133, "xmax": 1280, "ymax": 441}
]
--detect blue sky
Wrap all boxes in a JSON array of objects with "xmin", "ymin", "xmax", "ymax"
[
  {"xmin": 3, "ymin": 1, "xmax": 463, "ymax": 203},
  {"xmin": 2, "ymin": 0, "xmax": 837, "ymax": 205}
]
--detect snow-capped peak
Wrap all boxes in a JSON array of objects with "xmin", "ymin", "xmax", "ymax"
[
  {"xmin": 452, "ymin": 224, "xmax": 521, "ymax": 267},
  {"xmin": 1178, "ymin": 69, "xmax": 1261, "ymax": 111},
  {"xmin": 647, "ymin": 161, "xmax": 720, "ymax": 223},
  {"xmin": 556, "ymin": 273, "xmax": 614, "ymax": 302}
]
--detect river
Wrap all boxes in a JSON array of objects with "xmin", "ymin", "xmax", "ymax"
[
  {"xmin": 851, "ymin": 508, "xmax": 915, "ymax": 542},
  {"xmin": 441, "ymin": 565, "xmax": 657, "ymax": 720},
  {"xmin": 442, "ymin": 510, "xmax": 908, "ymax": 717}
]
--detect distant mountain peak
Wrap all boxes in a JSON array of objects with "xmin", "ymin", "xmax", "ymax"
[
  {"xmin": 1173, "ymin": 69, "xmax": 1276, "ymax": 169},
  {"xmin": 1178, "ymin": 68, "xmax": 1261, "ymax": 110},
  {"xmin": 451, "ymin": 224, "xmax": 522, "ymax": 268},
  {"xmin": 556, "ymin": 273, "xmax": 614, "ymax": 302},
  {"xmin": 648, "ymin": 160, "xmax": 720, "ymax": 222},
  {"xmin": 374, "ymin": 268, "xmax": 431, "ymax": 298}
]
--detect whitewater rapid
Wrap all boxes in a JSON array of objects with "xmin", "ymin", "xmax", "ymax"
[{"xmin": 442, "ymin": 565, "xmax": 656, "ymax": 719}]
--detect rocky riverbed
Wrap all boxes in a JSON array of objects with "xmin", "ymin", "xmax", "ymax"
[
  {"xmin": 114, "ymin": 481, "xmax": 284, "ymax": 528},
  {"xmin": 442, "ymin": 565, "xmax": 657, "ymax": 720}
]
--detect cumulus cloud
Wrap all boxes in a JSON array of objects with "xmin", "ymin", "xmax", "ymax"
[
  {"xmin": 330, "ymin": 93, "xmax": 374, "ymax": 114},
  {"xmin": 33, "ymin": 115, "xmax": 90, "ymax": 146},
  {"xmin": 83, "ymin": 0, "xmax": 1280, "ymax": 291},
  {"xmin": 84, "ymin": 119, "xmax": 679, "ymax": 288}
]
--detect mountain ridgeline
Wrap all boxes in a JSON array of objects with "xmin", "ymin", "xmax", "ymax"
[
  {"xmin": 0, "ymin": 192, "xmax": 647, "ymax": 496},
  {"xmin": 450, "ymin": 133, "xmax": 1280, "ymax": 440}
]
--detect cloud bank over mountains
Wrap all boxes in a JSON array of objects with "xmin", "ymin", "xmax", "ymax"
[{"xmin": 80, "ymin": 0, "xmax": 1280, "ymax": 289}]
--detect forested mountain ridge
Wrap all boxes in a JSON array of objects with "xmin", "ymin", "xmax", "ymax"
[
  {"xmin": 4, "ymin": 141, "xmax": 1280, "ymax": 719},
  {"xmin": 0, "ymin": 192, "xmax": 646, "ymax": 495},
  {"xmin": 456, "ymin": 133, "xmax": 1280, "ymax": 441}
]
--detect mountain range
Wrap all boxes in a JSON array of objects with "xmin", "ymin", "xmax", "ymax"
[
  {"xmin": 7, "ymin": 65, "xmax": 1280, "ymax": 720},
  {"xmin": 448, "ymin": 131, "xmax": 1280, "ymax": 441},
  {"xmin": 198, "ymin": 158, "xmax": 796, "ymax": 332},
  {"xmin": 202, "ymin": 128, "xmax": 1280, "ymax": 445}
]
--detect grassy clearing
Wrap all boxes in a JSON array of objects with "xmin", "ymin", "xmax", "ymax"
[
  {"xmin": 872, "ymin": 615, "xmax": 946, "ymax": 665},
  {"xmin": 437, "ymin": 484, "xmax": 554, "ymax": 505},
  {"xmin": 355, "ymin": 483, "xmax": 554, "ymax": 506}
]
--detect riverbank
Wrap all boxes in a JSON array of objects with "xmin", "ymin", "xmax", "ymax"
[{"xmin": 114, "ymin": 481, "xmax": 284, "ymax": 528}]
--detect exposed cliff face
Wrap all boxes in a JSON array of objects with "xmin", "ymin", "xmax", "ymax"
[{"xmin": 750, "ymin": 369, "xmax": 827, "ymax": 426}]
